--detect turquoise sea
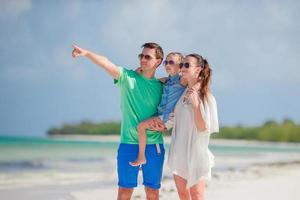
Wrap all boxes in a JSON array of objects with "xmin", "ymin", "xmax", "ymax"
[{"xmin": 1, "ymin": 135, "xmax": 300, "ymax": 173}]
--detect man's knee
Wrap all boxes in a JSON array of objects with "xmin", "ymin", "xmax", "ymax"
[
  {"xmin": 145, "ymin": 187, "xmax": 159, "ymax": 200},
  {"xmin": 117, "ymin": 187, "xmax": 133, "ymax": 200}
]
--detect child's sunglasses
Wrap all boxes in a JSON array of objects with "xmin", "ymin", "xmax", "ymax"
[{"xmin": 163, "ymin": 60, "xmax": 176, "ymax": 66}]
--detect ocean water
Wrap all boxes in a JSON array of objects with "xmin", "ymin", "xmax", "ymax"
[{"xmin": 0, "ymin": 136, "xmax": 300, "ymax": 191}]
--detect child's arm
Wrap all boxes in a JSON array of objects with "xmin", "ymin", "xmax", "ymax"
[{"xmin": 72, "ymin": 44, "xmax": 120, "ymax": 79}]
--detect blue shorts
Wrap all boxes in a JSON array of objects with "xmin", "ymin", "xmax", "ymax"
[{"xmin": 117, "ymin": 143, "xmax": 165, "ymax": 189}]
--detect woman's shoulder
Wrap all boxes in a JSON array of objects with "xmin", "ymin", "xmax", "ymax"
[
  {"xmin": 207, "ymin": 91, "xmax": 215, "ymax": 99},
  {"xmin": 204, "ymin": 91, "xmax": 217, "ymax": 105}
]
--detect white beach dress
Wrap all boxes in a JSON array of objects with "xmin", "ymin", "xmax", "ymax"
[{"xmin": 167, "ymin": 89, "xmax": 219, "ymax": 188}]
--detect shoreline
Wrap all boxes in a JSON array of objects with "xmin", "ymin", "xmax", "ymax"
[
  {"xmin": 48, "ymin": 134, "xmax": 122, "ymax": 143},
  {"xmin": 48, "ymin": 134, "xmax": 300, "ymax": 147}
]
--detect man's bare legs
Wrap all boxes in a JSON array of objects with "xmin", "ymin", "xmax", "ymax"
[
  {"xmin": 145, "ymin": 186, "xmax": 159, "ymax": 200},
  {"xmin": 117, "ymin": 187, "xmax": 133, "ymax": 200},
  {"xmin": 129, "ymin": 117, "xmax": 166, "ymax": 166},
  {"xmin": 117, "ymin": 186, "xmax": 159, "ymax": 200}
]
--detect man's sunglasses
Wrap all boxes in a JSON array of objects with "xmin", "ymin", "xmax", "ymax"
[
  {"xmin": 163, "ymin": 60, "xmax": 176, "ymax": 66},
  {"xmin": 138, "ymin": 54, "xmax": 154, "ymax": 60}
]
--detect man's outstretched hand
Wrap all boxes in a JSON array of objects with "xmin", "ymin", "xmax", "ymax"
[
  {"xmin": 72, "ymin": 44, "xmax": 88, "ymax": 57},
  {"xmin": 71, "ymin": 44, "xmax": 120, "ymax": 79}
]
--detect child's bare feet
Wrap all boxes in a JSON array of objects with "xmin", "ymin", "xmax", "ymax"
[{"xmin": 129, "ymin": 157, "xmax": 146, "ymax": 166}]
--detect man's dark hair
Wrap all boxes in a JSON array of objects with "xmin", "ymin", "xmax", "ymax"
[{"xmin": 141, "ymin": 42, "xmax": 164, "ymax": 60}]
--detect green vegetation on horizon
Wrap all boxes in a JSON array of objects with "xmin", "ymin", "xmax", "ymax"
[
  {"xmin": 211, "ymin": 119, "xmax": 300, "ymax": 143},
  {"xmin": 47, "ymin": 119, "xmax": 300, "ymax": 143},
  {"xmin": 48, "ymin": 121, "xmax": 121, "ymax": 136}
]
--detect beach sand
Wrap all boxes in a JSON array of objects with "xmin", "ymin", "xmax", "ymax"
[
  {"xmin": 2, "ymin": 158, "xmax": 298, "ymax": 200},
  {"xmin": 68, "ymin": 162, "xmax": 300, "ymax": 200}
]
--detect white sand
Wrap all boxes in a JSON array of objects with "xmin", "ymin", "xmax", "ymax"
[
  {"xmin": 206, "ymin": 164, "xmax": 300, "ymax": 200},
  {"xmin": 67, "ymin": 163, "xmax": 300, "ymax": 200},
  {"xmin": 2, "ymin": 162, "xmax": 298, "ymax": 200}
]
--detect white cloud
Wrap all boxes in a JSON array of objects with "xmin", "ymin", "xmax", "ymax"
[
  {"xmin": 97, "ymin": 0, "xmax": 300, "ymax": 91},
  {"xmin": 1, "ymin": 0, "xmax": 299, "ymax": 89}
]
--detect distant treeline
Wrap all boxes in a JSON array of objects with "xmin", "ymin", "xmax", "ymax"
[
  {"xmin": 48, "ymin": 121, "xmax": 121, "ymax": 135},
  {"xmin": 47, "ymin": 119, "xmax": 300, "ymax": 143},
  {"xmin": 211, "ymin": 119, "xmax": 300, "ymax": 143}
]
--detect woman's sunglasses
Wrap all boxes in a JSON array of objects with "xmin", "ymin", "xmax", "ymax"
[
  {"xmin": 179, "ymin": 62, "xmax": 191, "ymax": 69},
  {"xmin": 179, "ymin": 62, "xmax": 202, "ymax": 69},
  {"xmin": 138, "ymin": 54, "xmax": 154, "ymax": 60},
  {"xmin": 163, "ymin": 60, "xmax": 176, "ymax": 66}
]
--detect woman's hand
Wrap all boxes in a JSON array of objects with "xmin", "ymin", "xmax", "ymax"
[
  {"xmin": 188, "ymin": 85, "xmax": 206, "ymax": 132},
  {"xmin": 189, "ymin": 87, "xmax": 201, "ymax": 109},
  {"xmin": 72, "ymin": 44, "xmax": 88, "ymax": 57}
]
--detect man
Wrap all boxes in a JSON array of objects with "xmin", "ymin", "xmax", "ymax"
[{"xmin": 72, "ymin": 42, "xmax": 165, "ymax": 200}]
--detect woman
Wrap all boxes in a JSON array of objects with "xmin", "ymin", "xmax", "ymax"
[{"xmin": 168, "ymin": 54, "xmax": 219, "ymax": 200}]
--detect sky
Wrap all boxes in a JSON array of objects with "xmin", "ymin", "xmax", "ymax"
[{"xmin": 0, "ymin": 0, "xmax": 299, "ymax": 137}]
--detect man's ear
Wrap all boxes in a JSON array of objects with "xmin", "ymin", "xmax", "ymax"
[{"xmin": 156, "ymin": 58, "xmax": 163, "ymax": 68}]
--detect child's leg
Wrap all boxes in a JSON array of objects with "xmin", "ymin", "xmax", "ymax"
[
  {"xmin": 129, "ymin": 117, "xmax": 164, "ymax": 167},
  {"xmin": 129, "ymin": 119, "xmax": 152, "ymax": 166}
]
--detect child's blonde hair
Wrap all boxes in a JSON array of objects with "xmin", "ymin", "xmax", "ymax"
[{"xmin": 166, "ymin": 52, "xmax": 184, "ymax": 64}]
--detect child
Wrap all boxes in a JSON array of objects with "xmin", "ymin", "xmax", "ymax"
[{"xmin": 130, "ymin": 52, "xmax": 187, "ymax": 166}]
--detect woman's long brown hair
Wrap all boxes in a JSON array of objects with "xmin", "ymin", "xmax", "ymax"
[{"xmin": 186, "ymin": 54, "xmax": 212, "ymax": 101}]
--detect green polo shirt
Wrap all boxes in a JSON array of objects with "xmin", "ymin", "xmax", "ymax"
[{"xmin": 114, "ymin": 67, "xmax": 164, "ymax": 144}]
